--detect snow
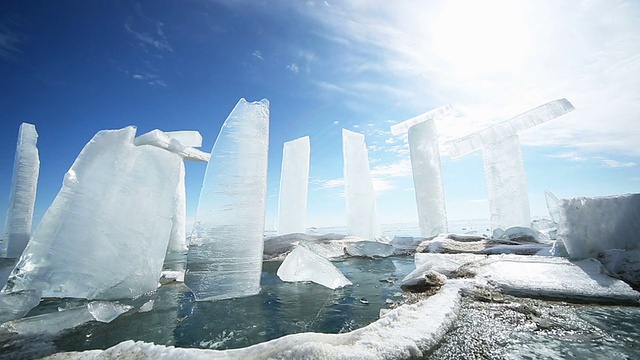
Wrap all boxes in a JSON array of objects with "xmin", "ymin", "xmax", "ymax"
[
  {"xmin": 557, "ymin": 193, "xmax": 640, "ymax": 258},
  {"xmin": 444, "ymin": 98, "xmax": 575, "ymax": 159},
  {"xmin": 472, "ymin": 255, "xmax": 640, "ymax": 304},
  {"xmin": 44, "ymin": 281, "xmax": 464, "ymax": 360},
  {"xmin": 3, "ymin": 126, "xmax": 182, "ymax": 300},
  {"xmin": 482, "ymin": 135, "xmax": 531, "ymax": 230},
  {"xmin": 277, "ymin": 136, "xmax": 310, "ymax": 235},
  {"xmin": 277, "ymin": 245, "xmax": 352, "ymax": 289},
  {"xmin": 342, "ymin": 129, "xmax": 381, "ymax": 240},
  {"xmin": 186, "ymin": 98, "xmax": 270, "ymax": 301},
  {"xmin": 2, "ymin": 123, "xmax": 40, "ymax": 258},
  {"xmin": 408, "ymin": 119, "xmax": 448, "ymax": 236}
]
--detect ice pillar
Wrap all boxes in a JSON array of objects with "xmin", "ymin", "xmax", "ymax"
[
  {"xmin": 277, "ymin": 136, "xmax": 310, "ymax": 235},
  {"xmin": 3, "ymin": 123, "xmax": 40, "ymax": 258},
  {"xmin": 391, "ymin": 105, "xmax": 453, "ymax": 237},
  {"xmin": 342, "ymin": 129, "xmax": 381, "ymax": 240},
  {"xmin": 482, "ymin": 135, "xmax": 530, "ymax": 230},
  {"xmin": 186, "ymin": 98, "xmax": 270, "ymax": 301}
]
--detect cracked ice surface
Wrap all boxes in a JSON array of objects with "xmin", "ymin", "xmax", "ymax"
[
  {"xmin": 444, "ymin": 98, "xmax": 575, "ymax": 159},
  {"xmin": 277, "ymin": 136, "xmax": 310, "ymax": 235},
  {"xmin": 2, "ymin": 123, "xmax": 40, "ymax": 259},
  {"xmin": 186, "ymin": 98, "xmax": 269, "ymax": 301},
  {"xmin": 3, "ymin": 127, "xmax": 182, "ymax": 300},
  {"xmin": 342, "ymin": 129, "xmax": 381, "ymax": 240}
]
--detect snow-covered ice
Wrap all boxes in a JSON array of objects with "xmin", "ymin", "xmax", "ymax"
[
  {"xmin": 342, "ymin": 129, "xmax": 381, "ymax": 240},
  {"xmin": 277, "ymin": 136, "xmax": 310, "ymax": 235},
  {"xmin": 3, "ymin": 126, "xmax": 182, "ymax": 300},
  {"xmin": 277, "ymin": 245, "xmax": 352, "ymax": 289},
  {"xmin": 2, "ymin": 123, "xmax": 40, "ymax": 259},
  {"xmin": 557, "ymin": 193, "xmax": 640, "ymax": 258},
  {"xmin": 415, "ymin": 253, "xmax": 487, "ymax": 277},
  {"xmin": 186, "ymin": 98, "xmax": 270, "ymax": 301}
]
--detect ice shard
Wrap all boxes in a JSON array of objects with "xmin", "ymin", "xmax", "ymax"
[
  {"xmin": 2, "ymin": 123, "xmax": 40, "ymax": 258},
  {"xmin": 3, "ymin": 127, "xmax": 182, "ymax": 300},
  {"xmin": 185, "ymin": 98, "xmax": 270, "ymax": 301},
  {"xmin": 482, "ymin": 135, "xmax": 531, "ymax": 230},
  {"xmin": 277, "ymin": 245, "xmax": 352, "ymax": 289},
  {"xmin": 277, "ymin": 136, "xmax": 310, "ymax": 235},
  {"xmin": 342, "ymin": 129, "xmax": 381, "ymax": 240},
  {"xmin": 443, "ymin": 99, "xmax": 575, "ymax": 231},
  {"xmin": 544, "ymin": 189, "xmax": 561, "ymax": 223}
]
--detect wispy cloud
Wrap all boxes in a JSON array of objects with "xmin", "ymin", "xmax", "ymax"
[
  {"xmin": 286, "ymin": 63, "xmax": 299, "ymax": 74},
  {"xmin": 0, "ymin": 16, "xmax": 26, "ymax": 61},
  {"xmin": 131, "ymin": 72, "xmax": 167, "ymax": 87},
  {"xmin": 314, "ymin": 177, "xmax": 344, "ymax": 190},
  {"xmin": 600, "ymin": 159, "xmax": 637, "ymax": 168},
  {"xmin": 252, "ymin": 50, "xmax": 264, "ymax": 60},
  {"xmin": 125, "ymin": 18, "xmax": 173, "ymax": 52},
  {"xmin": 547, "ymin": 152, "xmax": 588, "ymax": 162}
]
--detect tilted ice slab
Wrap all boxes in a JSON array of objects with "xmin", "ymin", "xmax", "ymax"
[
  {"xmin": 277, "ymin": 245, "xmax": 352, "ymax": 289},
  {"xmin": 46, "ymin": 281, "xmax": 465, "ymax": 360},
  {"xmin": 557, "ymin": 193, "xmax": 640, "ymax": 259},
  {"xmin": 391, "ymin": 105, "xmax": 454, "ymax": 237},
  {"xmin": 444, "ymin": 99, "xmax": 575, "ymax": 159},
  {"xmin": 472, "ymin": 255, "xmax": 640, "ymax": 304},
  {"xmin": 277, "ymin": 136, "xmax": 310, "ymax": 235},
  {"xmin": 2, "ymin": 123, "xmax": 40, "ymax": 258},
  {"xmin": 186, "ymin": 98, "xmax": 270, "ymax": 301},
  {"xmin": 0, "ymin": 289, "xmax": 41, "ymax": 323},
  {"xmin": 342, "ymin": 129, "xmax": 381, "ymax": 240},
  {"xmin": 3, "ymin": 127, "xmax": 182, "ymax": 300}
]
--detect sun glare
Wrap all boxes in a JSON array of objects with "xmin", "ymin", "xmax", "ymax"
[{"xmin": 431, "ymin": 0, "xmax": 529, "ymax": 77}]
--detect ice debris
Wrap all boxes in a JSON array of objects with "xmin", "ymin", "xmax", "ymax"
[
  {"xmin": 277, "ymin": 245, "xmax": 352, "ymax": 289},
  {"xmin": 87, "ymin": 301, "xmax": 133, "ymax": 323}
]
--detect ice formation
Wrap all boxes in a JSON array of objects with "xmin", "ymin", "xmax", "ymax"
[
  {"xmin": 557, "ymin": 194, "xmax": 640, "ymax": 258},
  {"xmin": 1, "ymin": 306, "xmax": 95, "ymax": 335},
  {"xmin": 277, "ymin": 245, "xmax": 351, "ymax": 289},
  {"xmin": 344, "ymin": 241, "xmax": 394, "ymax": 258},
  {"xmin": 544, "ymin": 189, "xmax": 561, "ymax": 223},
  {"xmin": 443, "ymin": 99, "xmax": 575, "ymax": 231},
  {"xmin": 186, "ymin": 98, "xmax": 270, "ymax": 301},
  {"xmin": 3, "ymin": 126, "xmax": 183, "ymax": 300},
  {"xmin": 342, "ymin": 129, "xmax": 381, "ymax": 240},
  {"xmin": 2, "ymin": 123, "xmax": 40, "ymax": 258},
  {"xmin": 0, "ymin": 289, "xmax": 40, "ymax": 323},
  {"xmin": 390, "ymin": 106, "xmax": 454, "ymax": 237},
  {"xmin": 277, "ymin": 136, "xmax": 310, "ymax": 235},
  {"xmin": 87, "ymin": 301, "xmax": 133, "ymax": 323}
]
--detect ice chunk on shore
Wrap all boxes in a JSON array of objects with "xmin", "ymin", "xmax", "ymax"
[
  {"xmin": 344, "ymin": 241, "xmax": 394, "ymax": 258},
  {"xmin": 277, "ymin": 136, "xmax": 310, "ymax": 235},
  {"xmin": 2, "ymin": 123, "xmax": 40, "ymax": 258},
  {"xmin": 186, "ymin": 99, "xmax": 270, "ymax": 301},
  {"xmin": 473, "ymin": 255, "xmax": 640, "ymax": 304},
  {"xmin": 1, "ymin": 306, "xmax": 95, "ymax": 335},
  {"xmin": 277, "ymin": 245, "xmax": 352, "ymax": 289},
  {"xmin": 557, "ymin": 193, "xmax": 640, "ymax": 258},
  {"xmin": 444, "ymin": 99, "xmax": 575, "ymax": 159},
  {"xmin": 3, "ymin": 127, "xmax": 181, "ymax": 300},
  {"xmin": 342, "ymin": 129, "xmax": 381, "ymax": 240}
]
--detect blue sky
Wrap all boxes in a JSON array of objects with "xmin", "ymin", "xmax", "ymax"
[{"xmin": 0, "ymin": 0, "xmax": 638, "ymax": 231}]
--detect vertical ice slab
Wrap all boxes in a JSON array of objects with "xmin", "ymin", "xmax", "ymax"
[
  {"xmin": 277, "ymin": 136, "xmax": 310, "ymax": 235},
  {"xmin": 482, "ymin": 135, "xmax": 531, "ymax": 230},
  {"xmin": 186, "ymin": 98, "xmax": 270, "ymax": 301},
  {"xmin": 342, "ymin": 129, "xmax": 381, "ymax": 240},
  {"xmin": 3, "ymin": 127, "xmax": 182, "ymax": 300},
  {"xmin": 2, "ymin": 123, "xmax": 40, "ymax": 258},
  {"xmin": 391, "ymin": 106, "xmax": 453, "ymax": 237}
]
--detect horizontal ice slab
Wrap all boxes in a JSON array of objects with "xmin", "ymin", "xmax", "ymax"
[
  {"xmin": 165, "ymin": 131, "xmax": 203, "ymax": 148},
  {"xmin": 390, "ymin": 105, "xmax": 454, "ymax": 136},
  {"xmin": 557, "ymin": 193, "xmax": 640, "ymax": 258},
  {"xmin": 473, "ymin": 255, "xmax": 640, "ymax": 303},
  {"xmin": 0, "ymin": 289, "xmax": 40, "ymax": 323},
  {"xmin": 3, "ymin": 123, "xmax": 40, "ymax": 258},
  {"xmin": 133, "ymin": 129, "xmax": 210, "ymax": 162},
  {"xmin": 277, "ymin": 245, "xmax": 352, "ymax": 289},
  {"xmin": 4, "ymin": 127, "xmax": 182, "ymax": 300},
  {"xmin": 444, "ymin": 99, "xmax": 575, "ymax": 158}
]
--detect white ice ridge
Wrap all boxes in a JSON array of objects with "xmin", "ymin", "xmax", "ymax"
[
  {"xmin": 342, "ymin": 129, "xmax": 381, "ymax": 240},
  {"xmin": 46, "ymin": 281, "xmax": 464, "ymax": 359},
  {"xmin": 133, "ymin": 129, "xmax": 210, "ymax": 162},
  {"xmin": 186, "ymin": 98, "xmax": 270, "ymax": 301},
  {"xmin": 3, "ymin": 126, "xmax": 182, "ymax": 300},
  {"xmin": 2, "ymin": 123, "xmax": 40, "ymax": 258},
  {"xmin": 444, "ymin": 98, "xmax": 575, "ymax": 159},
  {"xmin": 277, "ymin": 245, "xmax": 352, "ymax": 289},
  {"xmin": 277, "ymin": 136, "xmax": 310, "ymax": 235},
  {"xmin": 557, "ymin": 193, "xmax": 640, "ymax": 258},
  {"xmin": 390, "ymin": 104, "xmax": 454, "ymax": 136}
]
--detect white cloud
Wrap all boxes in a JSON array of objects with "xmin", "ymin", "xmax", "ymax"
[
  {"xmin": 315, "ymin": 177, "xmax": 344, "ymax": 190},
  {"xmin": 252, "ymin": 50, "xmax": 264, "ymax": 60},
  {"xmin": 287, "ymin": 63, "xmax": 300, "ymax": 74},
  {"xmin": 547, "ymin": 152, "xmax": 588, "ymax": 162},
  {"xmin": 125, "ymin": 19, "xmax": 173, "ymax": 52},
  {"xmin": 0, "ymin": 18, "xmax": 25, "ymax": 60},
  {"xmin": 371, "ymin": 158, "xmax": 412, "ymax": 178},
  {"xmin": 131, "ymin": 72, "xmax": 167, "ymax": 87},
  {"xmin": 600, "ymin": 159, "xmax": 637, "ymax": 168}
]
